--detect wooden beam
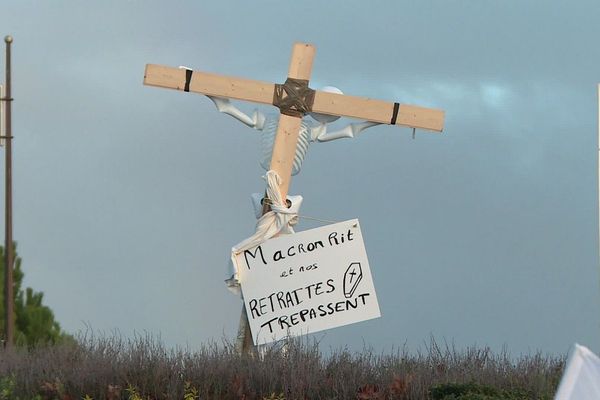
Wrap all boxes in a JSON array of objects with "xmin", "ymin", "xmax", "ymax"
[
  {"xmin": 269, "ymin": 43, "xmax": 316, "ymax": 199},
  {"xmin": 269, "ymin": 114, "xmax": 304, "ymax": 198},
  {"xmin": 144, "ymin": 64, "xmax": 275, "ymax": 105},
  {"xmin": 286, "ymin": 43, "xmax": 316, "ymax": 81},
  {"xmin": 312, "ymin": 91, "xmax": 444, "ymax": 132},
  {"xmin": 145, "ymin": 64, "xmax": 444, "ymax": 132},
  {"xmin": 239, "ymin": 43, "xmax": 317, "ymax": 355}
]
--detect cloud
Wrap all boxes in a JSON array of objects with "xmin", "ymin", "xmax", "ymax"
[{"xmin": 480, "ymin": 83, "xmax": 511, "ymax": 109}]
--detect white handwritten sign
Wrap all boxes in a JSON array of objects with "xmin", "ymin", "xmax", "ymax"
[{"xmin": 234, "ymin": 219, "xmax": 380, "ymax": 345}]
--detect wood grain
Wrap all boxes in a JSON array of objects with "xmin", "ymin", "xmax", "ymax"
[
  {"xmin": 144, "ymin": 64, "xmax": 275, "ymax": 105},
  {"xmin": 268, "ymin": 43, "xmax": 316, "ymax": 198},
  {"xmin": 312, "ymin": 91, "xmax": 444, "ymax": 132}
]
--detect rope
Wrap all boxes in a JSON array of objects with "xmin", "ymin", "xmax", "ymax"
[
  {"xmin": 226, "ymin": 170, "xmax": 301, "ymax": 294},
  {"xmin": 297, "ymin": 215, "xmax": 339, "ymax": 225}
]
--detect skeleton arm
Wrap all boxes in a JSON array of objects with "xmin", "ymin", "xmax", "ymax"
[
  {"xmin": 207, "ymin": 96, "xmax": 266, "ymax": 130},
  {"xmin": 177, "ymin": 66, "xmax": 266, "ymax": 130},
  {"xmin": 207, "ymin": 94, "xmax": 379, "ymax": 141},
  {"xmin": 311, "ymin": 121, "xmax": 382, "ymax": 142}
]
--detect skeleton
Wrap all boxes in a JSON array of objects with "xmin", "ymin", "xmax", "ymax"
[
  {"xmin": 206, "ymin": 86, "xmax": 381, "ymax": 175},
  {"xmin": 210, "ymin": 89, "xmax": 383, "ymax": 351}
]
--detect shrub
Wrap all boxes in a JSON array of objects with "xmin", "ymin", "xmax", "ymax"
[
  {"xmin": 0, "ymin": 334, "xmax": 564, "ymax": 400},
  {"xmin": 430, "ymin": 382, "xmax": 533, "ymax": 400}
]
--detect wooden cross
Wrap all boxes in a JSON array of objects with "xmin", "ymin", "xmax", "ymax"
[
  {"xmin": 143, "ymin": 42, "xmax": 444, "ymax": 352},
  {"xmin": 144, "ymin": 43, "xmax": 444, "ymax": 201}
]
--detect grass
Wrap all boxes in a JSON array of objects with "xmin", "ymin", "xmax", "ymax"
[{"xmin": 0, "ymin": 334, "xmax": 565, "ymax": 400}]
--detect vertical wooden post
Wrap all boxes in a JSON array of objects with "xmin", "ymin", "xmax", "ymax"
[
  {"xmin": 269, "ymin": 43, "xmax": 315, "ymax": 199},
  {"xmin": 3, "ymin": 35, "xmax": 13, "ymax": 347},
  {"xmin": 237, "ymin": 43, "xmax": 316, "ymax": 355}
]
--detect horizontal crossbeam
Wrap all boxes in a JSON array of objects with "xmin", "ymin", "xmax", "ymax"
[
  {"xmin": 144, "ymin": 64, "xmax": 444, "ymax": 132},
  {"xmin": 312, "ymin": 91, "xmax": 444, "ymax": 132},
  {"xmin": 144, "ymin": 65, "xmax": 275, "ymax": 105}
]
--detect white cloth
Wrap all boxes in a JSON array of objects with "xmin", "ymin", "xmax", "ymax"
[
  {"xmin": 225, "ymin": 171, "xmax": 303, "ymax": 295},
  {"xmin": 555, "ymin": 344, "xmax": 600, "ymax": 400}
]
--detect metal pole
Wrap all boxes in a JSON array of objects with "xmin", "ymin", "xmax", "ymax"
[{"xmin": 3, "ymin": 35, "xmax": 13, "ymax": 347}]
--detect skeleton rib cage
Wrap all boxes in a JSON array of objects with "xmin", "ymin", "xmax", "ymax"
[{"xmin": 260, "ymin": 116, "xmax": 311, "ymax": 176}]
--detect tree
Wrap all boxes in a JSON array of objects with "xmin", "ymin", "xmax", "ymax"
[{"xmin": 0, "ymin": 243, "xmax": 72, "ymax": 346}]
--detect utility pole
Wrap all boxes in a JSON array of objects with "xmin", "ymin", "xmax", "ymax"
[{"xmin": 2, "ymin": 35, "xmax": 13, "ymax": 347}]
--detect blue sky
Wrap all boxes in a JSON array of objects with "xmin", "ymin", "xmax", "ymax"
[{"xmin": 1, "ymin": 0, "xmax": 598, "ymax": 355}]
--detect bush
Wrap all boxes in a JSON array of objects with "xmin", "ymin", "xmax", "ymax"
[
  {"xmin": 430, "ymin": 382, "xmax": 533, "ymax": 400},
  {"xmin": 0, "ymin": 334, "xmax": 564, "ymax": 400}
]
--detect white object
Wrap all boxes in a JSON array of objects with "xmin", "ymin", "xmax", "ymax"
[
  {"xmin": 233, "ymin": 218, "xmax": 381, "ymax": 345},
  {"xmin": 206, "ymin": 91, "xmax": 381, "ymax": 175},
  {"xmin": 555, "ymin": 344, "xmax": 600, "ymax": 400},
  {"xmin": 226, "ymin": 171, "xmax": 303, "ymax": 295}
]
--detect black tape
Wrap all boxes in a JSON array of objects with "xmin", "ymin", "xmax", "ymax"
[
  {"xmin": 184, "ymin": 69, "xmax": 193, "ymax": 92},
  {"xmin": 272, "ymin": 78, "xmax": 315, "ymax": 117},
  {"xmin": 390, "ymin": 102, "xmax": 400, "ymax": 125}
]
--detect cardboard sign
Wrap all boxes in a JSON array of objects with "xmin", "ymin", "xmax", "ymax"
[{"xmin": 234, "ymin": 219, "xmax": 380, "ymax": 345}]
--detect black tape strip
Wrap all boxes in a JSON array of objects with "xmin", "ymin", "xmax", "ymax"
[
  {"xmin": 184, "ymin": 69, "xmax": 193, "ymax": 92},
  {"xmin": 390, "ymin": 102, "xmax": 400, "ymax": 125},
  {"xmin": 273, "ymin": 78, "xmax": 315, "ymax": 117}
]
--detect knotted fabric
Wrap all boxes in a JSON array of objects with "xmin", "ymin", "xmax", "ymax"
[{"xmin": 226, "ymin": 170, "xmax": 303, "ymax": 295}]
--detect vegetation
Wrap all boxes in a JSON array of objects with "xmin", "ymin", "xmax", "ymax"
[
  {"xmin": 0, "ymin": 243, "xmax": 72, "ymax": 347},
  {"xmin": 0, "ymin": 247, "xmax": 564, "ymax": 399},
  {"xmin": 430, "ymin": 382, "xmax": 532, "ymax": 399},
  {"xmin": 0, "ymin": 335, "xmax": 564, "ymax": 400}
]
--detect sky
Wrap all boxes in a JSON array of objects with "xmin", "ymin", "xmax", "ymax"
[{"xmin": 0, "ymin": 0, "xmax": 598, "ymax": 356}]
